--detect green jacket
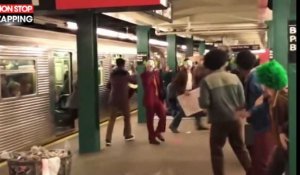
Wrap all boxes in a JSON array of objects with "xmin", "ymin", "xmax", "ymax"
[{"xmin": 199, "ymin": 70, "xmax": 245, "ymax": 123}]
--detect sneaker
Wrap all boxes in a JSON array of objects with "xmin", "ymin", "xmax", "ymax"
[
  {"xmin": 106, "ymin": 141, "xmax": 111, "ymax": 147},
  {"xmin": 149, "ymin": 139, "xmax": 160, "ymax": 145},
  {"xmin": 156, "ymin": 134, "xmax": 165, "ymax": 142},
  {"xmin": 169, "ymin": 126, "xmax": 180, "ymax": 133},
  {"xmin": 197, "ymin": 125, "xmax": 209, "ymax": 130},
  {"xmin": 125, "ymin": 135, "xmax": 135, "ymax": 141}
]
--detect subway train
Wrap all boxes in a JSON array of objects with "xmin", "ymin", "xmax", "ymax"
[{"xmin": 0, "ymin": 25, "xmax": 172, "ymax": 152}]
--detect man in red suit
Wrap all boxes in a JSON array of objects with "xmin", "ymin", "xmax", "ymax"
[{"xmin": 141, "ymin": 59, "xmax": 166, "ymax": 145}]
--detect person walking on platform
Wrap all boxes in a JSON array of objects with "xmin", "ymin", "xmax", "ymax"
[
  {"xmin": 105, "ymin": 58, "xmax": 135, "ymax": 147},
  {"xmin": 166, "ymin": 72, "xmax": 185, "ymax": 122},
  {"xmin": 141, "ymin": 59, "xmax": 166, "ymax": 145},
  {"xmin": 192, "ymin": 58, "xmax": 211, "ymax": 130},
  {"xmin": 66, "ymin": 80, "xmax": 78, "ymax": 129},
  {"xmin": 255, "ymin": 60, "xmax": 289, "ymax": 175},
  {"xmin": 169, "ymin": 58, "xmax": 208, "ymax": 133},
  {"xmin": 199, "ymin": 49, "xmax": 252, "ymax": 175},
  {"xmin": 235, "ymin": 50, "xmax": 275, "ymax": 175}
]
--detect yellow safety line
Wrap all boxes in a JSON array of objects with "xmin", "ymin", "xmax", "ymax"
[
  {"xmin": 0, "ymin": 163, "xmax": 6, "ymax": 168},
  {"xmin": 0, "ymin": 110, "xmax": 137, "ymax": 168}
]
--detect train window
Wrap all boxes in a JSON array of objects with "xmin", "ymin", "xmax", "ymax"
[{"xmin": 0, "ymin": 59, "xmax": 37, "ymax": 99}]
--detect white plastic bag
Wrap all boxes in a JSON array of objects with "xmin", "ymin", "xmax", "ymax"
[{"xmin": 42, "ymin": 157, "xmax": 61, "ymax": 175}]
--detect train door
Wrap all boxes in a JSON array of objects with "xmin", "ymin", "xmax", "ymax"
[
  {"xmin": 51, "ymin": 51, "xmax": 73, "ymax": 133},
  {"xmin": 53, "ymin": 52, "xmax": 72, "ymax": 99}
]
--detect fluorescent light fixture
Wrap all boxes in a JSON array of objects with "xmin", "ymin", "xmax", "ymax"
[
  {"xmin": 204, "ymin": 49, "xmax": 210, "ymax": 55},
  {"xmin": 149, "ymin": 39, "xmax": 168, "ymax": 47},
  {"xmin": 128, "ymin": 34, "xmax": 137, "ymax": 41},
  {"xmin": 97, "ymin": 28, "xmax": 119, "ymax": 38},
  {"xmin": 66, "ymin": 21, "xmax": 168, "ymax": 47},
  {"xmin": 66, "ymin": 21, "xmax": 78, "ymax": 30},
  {"xmin": 180, "ymin": 45, "xmax": 187, "ymax": 50},
  {"xmin": 118, "ymin": 33, "xmax": 128, "ymax": 39},
  {"xmin": 251, "ymin": 49, "xmax": 266, "ymax": 54}
]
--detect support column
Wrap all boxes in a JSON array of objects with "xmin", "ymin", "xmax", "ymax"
[
  {"xmin": 167, "ymin": 35, "xmax": 177, "ymax": 71},
  {"xmin": 185, "ymin": 37, "xmax": 194, "ymax": 57},
  {"xmin": 198, "ymin": 41, "xmax": 206, "ymax": 56},
  {"xmin": 287, "ymin": 0, "xmax": 296, "ymax": 174},
  {"xmin": 136, "ymin": 26, "xmax": 150, "ymax": 123},
  {"xmin": 273, "ymin": 0, "xmax": 290, "ymax": 69},
  {"xmin": 76, "ymin": 12, "xmax": 100, "ymax": 153}
]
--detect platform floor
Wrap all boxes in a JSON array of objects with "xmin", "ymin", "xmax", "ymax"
[{"xmin": 0, "ymin": 114, "xmax": 245, "ymax": 175}]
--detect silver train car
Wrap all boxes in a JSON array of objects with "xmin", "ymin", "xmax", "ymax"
[{"xmin": 0, "ymin": 25, "xmax": 166, "ymax": 152}]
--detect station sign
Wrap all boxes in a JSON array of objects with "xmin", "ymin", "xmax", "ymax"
[
  {"xmin": 137, "ymin": 53, "xmax": 148, "ymax": 62},
  {"xmin": 229, "ymin": 44, "xmax": 260, "ymax": 52},
  {"xmin": 288, "ymin": 20, "xmax": 296, "ymax": 63},
  {"xmin": 56, "ymin": 0, "xmax": 168, "ymax": 11}
]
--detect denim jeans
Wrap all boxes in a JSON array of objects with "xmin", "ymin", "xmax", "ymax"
[
  {"xmin": 168, "ymin": 98, "xmax": 183, "ymax": 128},
  {"xmin": 168, "ymin": 99, "xmax": 180, "ymax": 117}
]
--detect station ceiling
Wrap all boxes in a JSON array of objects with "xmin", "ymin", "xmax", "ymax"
[
  {"xmin": 32, "ymin": 0, "xmax": 272, "ymax": 48},
  {"xmin": 103, "ymin": 0, "xmax": 272, "ymax": 47}
]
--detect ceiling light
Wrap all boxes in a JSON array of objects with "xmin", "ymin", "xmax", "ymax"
[
  {"xmin": 180, "ymin": 45, "xmax": 187, "ymax": 50},
  {"xmin": 204, "ymin": 49, "xmax": 210, "ymax": 55},
  {"xmin": 118, "ymin": 33, "xmax": 128, "ymax": 39},
  {"xmin": 66, "ymin": 21, "xmax": 168, "ymax": 47},
  {"xmin": 251, "ymin": 49, "xmax": 266, "ymax": 54},
  {"xmin": 66, "ymin": 21, "xmax": 78, "ymax": 30},
  {"xmin": 149, "ymin": 39, "xmax": 168, "ymax": 47},
  {"xmin": 97, "ymin": 28, "xmax": 119, "ymax": 38},
  {"xmin": 128, "ymin": 34, "xmax": 137, "ymax": 41}
]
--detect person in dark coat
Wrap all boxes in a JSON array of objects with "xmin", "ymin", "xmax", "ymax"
[
  {"xmin": 235, "ymin": 50, "xmax": 275, "ymax": 175},
  {"xmin": 169, "ymin": 58, "xmax": 209, "ymax": 133},
  {"xmin": 141, "ymin": 59, "xmax": 166, "ymax": 145},
  {"xmin": 1, "ymin": 75, "xmax": 9, "ymax": 98},
  {"xmin": 66, "ymin": 80, "xmax": 78, "ymax": 129},
  {"xmin": 105, "ymin": 58, "xmax": 136, "ymax": 146}
]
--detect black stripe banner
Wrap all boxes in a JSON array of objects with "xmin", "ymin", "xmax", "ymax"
[
  {"xmin": 288, "ymin": 20, "xmax": 297, "ymax": 63},
  {"xmin": 0, "ymin": 0, "xmax": 32, "ymax": 4}
]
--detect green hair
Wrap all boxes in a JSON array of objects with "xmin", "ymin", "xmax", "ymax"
[{"xmin": 256, "ymin": 60, "xmax": 288, "ymax": 90}]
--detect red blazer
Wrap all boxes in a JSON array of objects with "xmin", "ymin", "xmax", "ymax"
[{"xmin": 141, "ymin": 70, "xmax": 163, "ymax": 107}]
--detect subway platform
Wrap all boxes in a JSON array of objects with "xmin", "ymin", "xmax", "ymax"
[{"xmin": 0, "ymin": 112, "xmax": 244, "ymax": 175}]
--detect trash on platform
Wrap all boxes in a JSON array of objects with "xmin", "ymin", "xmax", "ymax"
[{"xmin": 0, "ymin": 146, "xmax": 72, "ymax": 175}]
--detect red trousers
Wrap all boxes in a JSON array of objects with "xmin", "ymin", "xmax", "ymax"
[
  {"xmin": 250, "ymin": 130, "xmax": 276, "ymax": 175},
  {"xmin": 145, "ymin": 98, "xmax": 166, "ymax": 140}
]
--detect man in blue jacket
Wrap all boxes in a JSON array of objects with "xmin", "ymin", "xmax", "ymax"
[{"xmin": 235, "ymin": 50, "xmax": 275, "ymax": 175}]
